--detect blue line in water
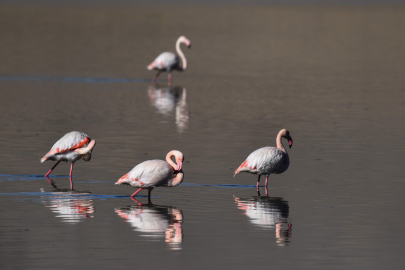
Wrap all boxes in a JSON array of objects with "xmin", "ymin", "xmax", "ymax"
[
  {"xmin": 0, "ymin": 76, "xmax": 152, "ymax": 83},
  {"xmin": 0, "ymin": 191, "xmax": 147, "ymax": 199},
  {"xmin": 180, "ymin": 183, "xmax": 256, "ymax": 189},
  {"xmin": 0, "ymin": 174, "xmax": 70, "ymax": 182}
]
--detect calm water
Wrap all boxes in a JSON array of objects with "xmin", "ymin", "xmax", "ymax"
[{"xmin": 1, "ymin": 4, "xmax": 405, "ymax": 270}]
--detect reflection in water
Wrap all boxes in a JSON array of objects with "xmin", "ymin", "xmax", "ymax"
[
  {"xmin": 235, "ymin": 196, "xmax": 292, "ymax": 246},
  {"xmin": 40, "ymin": 177, "xmax": 95, "ymax": 223},
  {"xmin": 115, "ymin": 203, "xmax": 183, "ymax": 250},
  {"xmin": 148, "ymin": 85, "xmax": 189, "ymax": 133}
]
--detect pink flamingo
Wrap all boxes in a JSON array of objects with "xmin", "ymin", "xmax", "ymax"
[
  {"xmin": 147, "ymin": 36, "xmax": 191, "ymax": 85},
  {"xmin": 41, "ymin": 131, "xmax": 96, "ymax": 189},
  {"xmin": 115, "ymin": 150, "xmax": 184, "ymax": 202},
  {"xmin": 234, "ymin": 129, "xmax": 293, "ymax": 194}
]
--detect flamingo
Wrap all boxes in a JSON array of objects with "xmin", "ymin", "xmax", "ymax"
[
  {"xmin": 41, "ymin": 131, "xmax": 96, "ymax": 189},
  {"xmin": 234, "ymin": 129, "xmax": 293, "ymax": 194},
  {"xmin": 115, "ymin": 150, "xmax": 184, "ymax": 202},
  {"xmin": 147, "ymin": 36, "xmax": 191, "ymax": 85}
]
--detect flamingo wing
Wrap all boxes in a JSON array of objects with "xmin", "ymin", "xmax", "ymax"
[
  {"xmin": 41, "ymin": 131, "xmax": 90, "ymax": 162},
  {"xmin": 235, "ymin": 147, "xmax": 284, "ymax": 176},
  {"xmin": 117, "ymin": 160, "xmax": 172, "ymax": 188},
  {"xmin": 147, "ymin": 52, "xmax": 179, "ymax": 71}
]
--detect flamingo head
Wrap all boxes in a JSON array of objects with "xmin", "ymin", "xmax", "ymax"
[
  {"xmin": 281, "ymin": 129, "xmax": 293, "ymax": 148},
  {"xmin": 176, "ymin": 154, "xmax": 184, "ymax": 171},
  {"xmin": 166, "ymin": 150, "xmax": 184, "ymax": 171},
  {"xmin": 179, "ymin": 36, "xmax": 191, "ymax": 48}
]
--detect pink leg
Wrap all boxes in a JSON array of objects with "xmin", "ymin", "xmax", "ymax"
[
  {"xmin": 256, "ymin": 175, "xmax": 261, "ymax": 189},
  {"xmin": 130, "ymin": 188, "xmax": 143, "ymax": 197},
  {"xmin": 168, "ymin": 73, "xmax": 172, "ymax": 86},
  {"xmin": 69, "ymin": 163, "xmax": 74, "ymax": 190},
  {"xmin": 265, "ymin": 175, "xmax": 269, "ymax": 187},
  {"xmin": 153, "ymin": 71, "xmax": 161, "ymax": 83},
  {"xmin": 265, "ymin": 186, "xmax": 268, "ymax": 197},
  {"xmin": 44, "ymin": 161, "xmax": 61, "ymax": 177}
]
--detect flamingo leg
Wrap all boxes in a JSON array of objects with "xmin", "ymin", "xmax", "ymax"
[
  {"xmin": 265, "ymin": 175, "xmax": 269, "ymax": 187},
  {"xmin": 256, "ymin": 175, "xmax": 261, "ymax": 189},
  {"xmin": 168, "ymin": 73, "xmax": 172, "ymax": 86},
  {"xmin": 265, "ymin": 186, "xmax": 268, "ymax": 197},
  {"xmin": 148, "ymin": 189, "xmax": 152, "ymax": 204},
  {"xmin": 69, "ymin": 163, "xmax": 74, "ymax": 190},
  {"xmin": 153, "ymin": 71, "xmax": 161, "ymax": 83},
  {"xmin": 130, "ymin": 188, "xmax": 143, "ymax": 198},
  {"xmin": 44, "ymin": 161, "xmax": 61, "ymax": 177}
]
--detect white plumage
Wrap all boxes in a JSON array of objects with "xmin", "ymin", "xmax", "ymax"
[{"xmin": 234, "ymin": 129, "xmax": 293, "ymax": 190}]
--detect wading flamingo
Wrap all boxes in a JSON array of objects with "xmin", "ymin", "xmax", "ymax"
[
  {"xmin": 115, "ymin": 150, "xmax": 184, "ymax": 202},
  {"xmin": 41, "ymin": 131, "xmax": 96, "ymax": 189},
  {"xmin": 234, "ymin": 129, "xmax": 293, "ymax": 195},
  {"xmin": 147, "ymin": 36, "xmax": 191, "ymax": 85}
]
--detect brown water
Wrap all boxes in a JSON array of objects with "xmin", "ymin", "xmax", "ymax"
[{"xmin": 1, "ymin": 4, "xmax": 405, "ymax": 270}]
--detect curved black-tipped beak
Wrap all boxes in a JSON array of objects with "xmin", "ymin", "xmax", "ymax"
[
  {"xmin": 188, "ymin": 44, "xmax": 191, "ymax": 49},
  {"xmin": 288, "ymin": 137, "xmax": 293, "ymax": 148}
]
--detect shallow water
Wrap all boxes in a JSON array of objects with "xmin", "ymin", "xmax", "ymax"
[{"xmin": 1, "ymin": 4, "xmax": 405, "ymax": 270}]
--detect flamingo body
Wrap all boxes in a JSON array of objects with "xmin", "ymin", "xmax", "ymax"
[
  {"xmin": 234, "ymin": 129, "xmax": 293, "ymax": 191},
  {"xmin": 147, "ymin": 36, "xmax": 191, "ymax": 84},
  {"xmin": 41, "ymin": 131, "xmax": 96, "ymax": 189},
  {"xmin": 235, "ymin": 147, "xmax": 288, "ymax": 176},
  {"xmin": 148, "ymin": 52, "xmax": 180, "ymax": 72},
  {"xmin": 116, "ymin": 150, "xmax": 184, "ymax": 202},
  {"xmin": 117, "ymin": 160, "xmax": 175, "ymax": 188}
]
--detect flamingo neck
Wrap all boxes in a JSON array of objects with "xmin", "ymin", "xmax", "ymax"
[
  {"xmin": 276, "ymin": 133, "xmax": 287, "ymax": 154},
  {"xmin": 166, "ymin": 151, "xmax": 178, "ymax": 170},
  {"xmin": 168, "ymin": 171, "xmax": 184, "ymax": 187},
  {"xmin": 176, "ymin": 39, "xmax": 187, "ymax": 71}
]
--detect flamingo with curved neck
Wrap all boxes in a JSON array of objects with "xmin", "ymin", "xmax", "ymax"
[
  {"xmin": 115, "ymin": 150, "xmax": 184, "ymax": 203},
  {"xmin": 147, "ymin": 36, "xmax": 191, "ymax": 85},
  {"xmin": 41, "ymin": 131, "xmax": 96, "ymax": 190},
  {"xmin": 234, "ymin": 129, "xmax": 293, "ymax": 195}
]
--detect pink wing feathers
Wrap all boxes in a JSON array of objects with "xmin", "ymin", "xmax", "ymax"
[{"xmin": 41, "ymin": 131, "xmax": 91, "ymax": 162}]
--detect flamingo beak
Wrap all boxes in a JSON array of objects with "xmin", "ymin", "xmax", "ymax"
[
  {"xmin": 288, "ymin": 137, "xmax": 293, "ymax": 148},
  {"xmin": 176, "ymin": 161, "xmax": 183, "ymax": 171}
]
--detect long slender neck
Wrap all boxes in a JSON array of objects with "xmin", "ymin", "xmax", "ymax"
[
  {"xmin": 276, "ymin": 133, "xmax": 287, "ymax": 154},
  {"xmin": 176, "ymin": 40, "xmax": 187, "ymax": 71},
  {"xmin": 166, "ymin": 151, "xmax": 178, "ymax": 170},
  {"xmin": 168, "ymin": 171, "xmax": 184, "ymax": 187}
]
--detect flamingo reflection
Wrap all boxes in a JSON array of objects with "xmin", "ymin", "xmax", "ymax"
[
  {"xmin": 40, "ymin": 177, "xmax": 95, "ymax": 223},
  {"xmin": 115, "ymin": 201, "xmax": 183, "ymax": 250},
  {"xmin": 148, "ymin": 85, "xmax": 189, "ymax": 133},
  {"xmin": 235, "ymin": 196, "xmax": 292, "ymax": 246}
]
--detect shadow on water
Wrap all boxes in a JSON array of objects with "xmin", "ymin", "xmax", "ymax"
[
  {"xmin": 234, "ymin": 196, "xmax": 292, "ymax": 246},
  {"xmin": 148, "ymin": 84, "xmax": 189, "ymax": 133},
  {"xmin": 115, "ymin": 200, "xmax": 183, "ymax": 250}
]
